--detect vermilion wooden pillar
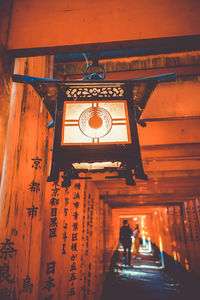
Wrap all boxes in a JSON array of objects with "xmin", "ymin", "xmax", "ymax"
[
  {"xmin": 0, "ymin": 49, "xmax": 13, "ymax": 183},
  {"xmin": 0, "ymin": 56, "xmax": 52, "ymax": 299}
]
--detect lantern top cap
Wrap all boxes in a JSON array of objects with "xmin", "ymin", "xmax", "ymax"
[
  {"xmin": 12, "ymin": 73, "xmax": 176, "ymax": 86},
  {"xmin": 12, "ymin": 73, "xmax": 176, "ymax": 119}
]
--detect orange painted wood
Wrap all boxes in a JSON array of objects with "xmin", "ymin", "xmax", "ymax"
[
  {"xmin": 0, "ymin": 0, "xmax": 13, "ymax": 46},
  {"xmin": 0, "ymin": 56, "xmax": 51, "ymax": 299},
  {"xmin": 0, "ymin": 49, "xmax": 13, "ymax": 182},
  {"xmin": 0, "ymin": 0, "xmax": 14, "ymax": 182},
  {"xmin": 7, "ymin": 0, "xmax": 200, "ymax": 52},
  {"xmin": 54, "ymin": 51, "xmax": 200, "ymax": 79},
  {"xmin": 138, "ymin": 119, "xmax": 200, "ymax": 146},
  {"xmin": 142, "ymin": 81, "xmax": 200, "ymax": 120}
]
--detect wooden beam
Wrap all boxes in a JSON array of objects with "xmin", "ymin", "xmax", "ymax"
[
  {"xmin": 7, "ymin": 0, "xmax": 200, "ymax": 55},
  {"xmin": 54, "ymin": 51, "xmax": 200, "ymax": 77}
]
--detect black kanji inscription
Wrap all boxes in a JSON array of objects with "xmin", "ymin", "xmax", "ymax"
[
  {"xmin": 23, "ymin": 274, "xmax": 33, "ymax": 294},
  {"xmin": 51, "ymin": 207, "xmax": 57, "ymax": 217},
  {"xmin": 69, "ymin": 287, "xmax": 76, "ymax": 296},
  {"xmin": 73, "ymin": 201, "xmax": 80, "ymax": 209},
  {"xmin": 64, "ymin": 208, "xmax": 68, "ymax": 216},
  {"xmin": 28, "ymin": 180, "xmax": 40, "ymax": 193},
  {"xmin": 32, "ymin": 157, "xmax": 42, "ymax": 170},
  {"xmin": 51, "ymin": 183, "xmax": 60, "ymax": 197},
  {"xmin": 49, "ymin": 218, "xmax": 57, "ymax": 228},
  {"xmin": 72, "ymin": 233, "xmax": 78, "ymax": 242},
  {"xmin": 49, "ymin": 228, "xmax": 57, "ymax": 238},
  {"xmin": 26, "ymin": 205, "xmax": 38, "ymax": 218},
  {"xmin": 0, "ymin": 239, "xmax": 17, "ymax": 260},
  {"xmin": 42, "ymin": 276, "xmax": 56, "ymax": 292},
  {"xmin": 72, "ymin": 212, "xmax": 79, "ymax": 220},
  {"xmin": 65, "ymin": 198, "xmax": 69, "ymax": 206},
  {"xmin": 70, "ymin": 262, "xmax": 77, "ymax": 272},
  {"xmin": 75, "ymin": 183, "xmax": 81, "ymax": 190},
  {"xmin": 69, "ymin": 272, "xmax": 77, "ymax": 282},
  {"xmin": 72, "ymin": 223, "xmax": 78, "ymax": 231},
  {"xmin": 73, "ymin": 193, "xmax": 80, "ymax": 200},
  {"xmin": 0, "ymin": 263, "xmax": 15, "ymax": 283},
  {"xmin": 62, "ymin": 244, "xmax": 66, "ymax": 255},
  {"xmin": 71, "ymin": 243, "xmax": 77, "ymax": 252},
  {"xmin": 63, "ymin": 232, "xmax": 67, "ymax": 242},
  {"xmin": 71, "ymin": 254, "xmax": 77, "ymax": 261},
  {"xmin": 46, "ymin": 261, "xmax": 56, "ymax": 275},
  {"xmin": 50, "ymin": 197, "xmax": 59, "ymax": 206}
]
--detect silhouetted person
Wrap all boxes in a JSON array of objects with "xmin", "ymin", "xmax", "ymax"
[
  {"xmin": 133, "ymin": 223, "xmax": 140, "ymax": 259},
  {"xmin": 119, "ymin": 220, "xmax": 133, "ymax": 266}
]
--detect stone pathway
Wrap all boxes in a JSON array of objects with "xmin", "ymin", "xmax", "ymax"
[{"xmin": 100, "ymin": 244, "xmax": 200, "ymax": 300}]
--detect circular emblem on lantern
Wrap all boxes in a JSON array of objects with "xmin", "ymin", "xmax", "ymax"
[{"xmin": 79, "ymin": 106, "xmax": 112, "ymax": 139}]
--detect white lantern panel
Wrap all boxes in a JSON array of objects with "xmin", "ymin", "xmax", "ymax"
[
  {"xmin": 63, "ymin": 125, "xmax": 92, "ymax": 144},
  {"xmin": 99, "ymin": 102, "xmax": 126, "ymax": 119},
  {"xmin": 64, "ymin": 102, "xmax": 91, "ymax": 120},
  {"xmin": 100, "ymin": 125, "xmax": 129, "ymax": 143},
  {"xmin": 62, "ymin": 100, "xmax": 131, "ymax": 145}
]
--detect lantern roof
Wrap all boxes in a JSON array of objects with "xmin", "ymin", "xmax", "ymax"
[{"xmin": 12, "ymin": 73, "xmax": 176, "ymax": 120}]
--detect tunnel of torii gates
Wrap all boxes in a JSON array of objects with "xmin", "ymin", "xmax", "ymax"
[{"xmin": 0, "ymin": 0, "xmax": 200, "ymax": 299}]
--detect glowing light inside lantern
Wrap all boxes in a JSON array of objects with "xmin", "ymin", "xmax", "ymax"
[
  {"xmin": 62, "ymin": 100, "xmax": 131, "ymax": 145},
  {"xmin": 79, "ymin": 106, "xmax": 112, "ymax": 139},
  {"xmin": 89, "ymin": 115, "xmax": 102, "ymax": 129},
  {"xmin": 72, "ymin": 161, "xmax": 122, "ymax": 170}
]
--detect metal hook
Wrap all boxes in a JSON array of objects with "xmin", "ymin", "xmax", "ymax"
[{"xmin": 82, "ymin": 53, "xmax": 106, "ymax": 80}]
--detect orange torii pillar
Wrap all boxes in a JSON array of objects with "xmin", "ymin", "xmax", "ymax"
[{"xmin": 0, "ymin": 56, "xmax": 52, "ymax": 299}]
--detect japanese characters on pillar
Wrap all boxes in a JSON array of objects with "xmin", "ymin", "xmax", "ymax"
[
  {"xmin": 62, "ymin": 187, "xmax": 70, "ymax": 255},
  {"xmin": 86, "ymin": 193, "xmax": 91, "ymax": 257},
  {"xmin": 90, "ymin": 196, "xmax": 94, "ymax": 238},
  {"xmin": 91, "ymin": 187, "xmax": 102, "ymax": 300},
  {"xmin": 49, "ymin": 182, "xmax": 60, "ymax": 239},
  {"xmin": 43, "ymin": 261, "xmax": 56, "ymax": 299},
  {"xmin": 80, "ymin": 185, "xmax": 87, "ymax": 299},
  {"xmin": 67, "ymin": 183, "xmax": 80, "ymax": 297},
  {"xmin": 40, "ymin": 181, "xmax": 61, "ymax": 300},
  {"xmin": 0, "ymin": 56, "xmax": 52, "ymax": 300},
  {"xmin": 183, "ymin": 200, "xmax": 200, "ymax": 271},
  {"xmin": 21, "ymin": 156, "xmax": 43, "ymax": 296},
  {"xmin": 27, "ymin": 157, "xmax": 42, "ymax": 221},
  {"xmin": 86, "ymin": 192, "xmax": 92, "ymax": 297},
  {"xmin": 82, "ymin": 187, "xmax": 87, "ymax": 246},
  {"xmin": 1, "ymin": 168, "xmax": 116, "ymax": 300},
  {"xmin": 0, "ymin": 239, "xmax": 17, "ymax": 299}
]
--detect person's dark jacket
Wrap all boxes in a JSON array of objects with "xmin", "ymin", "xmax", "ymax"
[{"xmin": 119, "ymin": 225, "xmax": 133, "ymax": 247}]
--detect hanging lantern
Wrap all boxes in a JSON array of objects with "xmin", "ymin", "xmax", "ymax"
[{"xmin": 13, "ymin": 63, "xmax": 176, "ymax": 187}]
